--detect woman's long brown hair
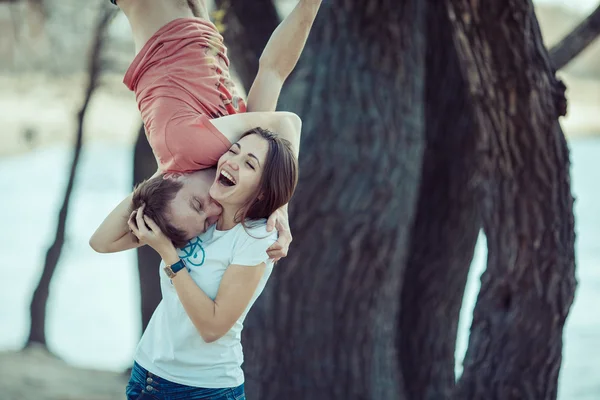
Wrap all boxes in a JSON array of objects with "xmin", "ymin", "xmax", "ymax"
[{"xmin": 234, "ymin": 128, "xmax": 298, "ymax": 228}]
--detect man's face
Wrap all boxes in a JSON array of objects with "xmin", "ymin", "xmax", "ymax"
[{"xmin": 165, "ymin": 169, "xmax": 222, "ymax": 239}]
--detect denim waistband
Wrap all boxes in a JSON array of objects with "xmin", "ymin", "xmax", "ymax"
[
  {"xmin": 131, "ymin": 361, "xmax": 169, "ymax": 386},
  {"xmin": 129, "ymin": 361, "xmax": 245, "ymax": 399}
]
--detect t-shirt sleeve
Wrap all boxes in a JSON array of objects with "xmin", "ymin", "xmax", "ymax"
[{"xmin": 231, "ymin": 226, "xmax": 278, "ymax": 267}]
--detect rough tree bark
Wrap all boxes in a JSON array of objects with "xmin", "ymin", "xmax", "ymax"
[
  {"xmin": 549, "ymin": 4, "xmax": 600, "ymax": 70},
  {"xmin": 213, "ymin": 0, "xmax": 280, "ymax": 91},
  {"xmin": 26, "ymin": 5, "xmax": 117, "ymax": 347},
  {"xmin": 242, "ymin": 0, "xmax": 426, "ymax": 399},
  {"xmin": 398, "ymin": 1, "xmax": 480, "ymax": 398},
  {"xmin": 446, "ymin": 1, "xmax": 576, "ymax": 398},
  {"xmin": 133, "ymin": 124, "xmax": 161, "ymax": 333}
]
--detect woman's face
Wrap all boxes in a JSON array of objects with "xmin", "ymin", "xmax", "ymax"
[{"xmin": 209, "ymin": 134, "xmax": 268, "ymax": 209}]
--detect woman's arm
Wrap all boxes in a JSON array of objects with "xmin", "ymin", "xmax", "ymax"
[
  {"xmin": 246, "ymin": 0, "xmax": 322, "ymax": 112},
  {"xmin": 131, "ymin": 210, "xmax": 269, "ymax": 343},
  {"xmin": 169, "ymin": 255, "xmax": 266, "ymax": 343}
]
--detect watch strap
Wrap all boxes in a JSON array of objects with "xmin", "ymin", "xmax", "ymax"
[
  {"xmin": 170, "ymin": 259, "xmax": 186, "ymax": 273},
  {"xmin": 164, "ymin": 259, "xmax": 186, "ymax": 278}
]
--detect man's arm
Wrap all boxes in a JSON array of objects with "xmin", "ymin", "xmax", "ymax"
[
  {"xmin": 89, "ymin": 169, "xmax": 161, "ymax": 253},
  {"xmin": 89, "ymin": 193, "xmax": 141, "ymax": 253},
  {"xmin": 209, "ymin": 111, "xmax": 301, "ymax": 158},
  {"xmin": 246, "ymin": 0, "xmax": 322, "ymax": 112}
]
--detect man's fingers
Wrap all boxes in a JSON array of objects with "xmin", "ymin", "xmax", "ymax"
[
  {"xmin": 276, "ymin": 219, "xmax": 290, "ymax": 234},
  {"xmin": 267, "ymin": 246, "xmax": 288, "ymax": 258},
  {"xmin": 267, "ymin": 249, "xmax": 282, "ymax": 257},
  {"xmin": 266, "ymin": 213, "xmax": 277, "ymax": 232},
  {"xmin": 268, "ymin": 242, "xmax": 283, "ymax": 252}
]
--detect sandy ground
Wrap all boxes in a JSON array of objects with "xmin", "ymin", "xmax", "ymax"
[{"xmin": 0, "ymin": 346, "xmax": 127, "ymax": 400}]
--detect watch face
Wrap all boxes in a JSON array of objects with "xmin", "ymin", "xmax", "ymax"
[{"xmin": 164, "ymin": 266, "xmax": 176, "ymax": 278}]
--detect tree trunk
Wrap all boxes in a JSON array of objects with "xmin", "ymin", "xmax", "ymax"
[
  {"xmin": 446, "ymin": 1, "xmax": 577, "ymax": 398},
  {"xmin": 214, "ymin": 0, "xmax": 280, "ymax": 92},
  {"xmin": 549, "ymin": 4, "xmax": 600, "ymax": 70},
  {"xmin": 398, "ymin": 1, "xmax": 480, "ymax": 398},
  {"xmin": 132, "ymin": 124, "xmax": 162, "ymax": 333},
  {"xmin": 242, "ymin": 1, "xmax": 426, "ymax": 399},
  {"xmin": 26, "ymin": 5, "xmax": 117, "ymax": 347}
]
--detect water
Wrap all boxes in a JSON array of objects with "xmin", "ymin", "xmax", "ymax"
[{"xmin": 0, "ymin": 139, "xmax": 599, "ymax": 398}]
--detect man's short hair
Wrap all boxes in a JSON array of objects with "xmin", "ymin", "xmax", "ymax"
[{"xmin": 132, "ymin": 175, "xmax": 189, "ymax": 248}]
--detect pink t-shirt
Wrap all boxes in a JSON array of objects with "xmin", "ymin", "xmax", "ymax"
[{"xmin": 124, "ymin": 18, "xmax": 246, "ymax": 173}]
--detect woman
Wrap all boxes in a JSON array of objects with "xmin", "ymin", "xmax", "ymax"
[
  {"xmin": 90, "ymin": 0, "xmax": 321, "ymax": 257},
  {"xmin": 124, "ymin": 127, "xmax": 298, "ymax": 399}
]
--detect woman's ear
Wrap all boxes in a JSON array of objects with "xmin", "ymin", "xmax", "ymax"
[{"xmin": 258, "ymin": 193, "xmax": 265, "ymax": 201}]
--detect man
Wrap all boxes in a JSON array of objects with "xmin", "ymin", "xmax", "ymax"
[{"xmin": 90, "ymin": 0, "xmax": 321, "ymax": 260}]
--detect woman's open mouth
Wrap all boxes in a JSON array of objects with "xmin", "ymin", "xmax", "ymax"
[{"xmin": 218, "ymin": 169, "xmax": 236, "ymax": 187}]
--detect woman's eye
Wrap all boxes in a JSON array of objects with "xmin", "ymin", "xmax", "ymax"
[
  {"xmin": 246, "ymin": 162, "xmax": 255, "ymax": 170},
  {"xmin": 228, "ymin": 149, "xmax": 236, "ymax": 154}
]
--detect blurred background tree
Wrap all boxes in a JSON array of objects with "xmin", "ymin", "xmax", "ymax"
[{"xmin": 27, "ymin": 3, "xmax": 117, "ymax": 348}]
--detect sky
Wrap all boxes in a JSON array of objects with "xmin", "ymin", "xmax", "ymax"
[{"xmin": 534, "ymin": 0, "xmax": 599, "ymax": 14}]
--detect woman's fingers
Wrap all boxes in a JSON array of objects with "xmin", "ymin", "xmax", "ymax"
[
  {"xmin": 136, "ymin": 205, "xmax": 148, "ymax": 234},
  {"xmin": 127, "ymin": 216, "xmax": 140, "ymax": 238},
  {"xmin": 143, "ymin": 215, "xmax": 161, "ymax": 234}
]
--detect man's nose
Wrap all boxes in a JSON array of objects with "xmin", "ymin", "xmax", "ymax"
[{"xmin": 208, "ymin": 198, "xmax": 223, "ymax": 215}]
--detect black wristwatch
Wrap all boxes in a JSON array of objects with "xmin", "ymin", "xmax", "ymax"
[{"xmin": 164, "ymin": 259, "xmax": 186, "ymax": 278}]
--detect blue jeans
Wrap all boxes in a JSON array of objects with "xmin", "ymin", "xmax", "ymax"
[{"xmin": 126, "ymin": 361, "xmax": 246, "ymax": 400}]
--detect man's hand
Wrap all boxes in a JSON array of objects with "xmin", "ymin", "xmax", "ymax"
[{"xmin": 266, "ymin": 207, "xmax": 292, "ymax": 262}]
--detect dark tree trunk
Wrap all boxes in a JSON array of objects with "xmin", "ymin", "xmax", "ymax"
[
  {"xmin": 398, "ymin": 1, "xmax": 480, "ymax": 398},
  {"xmin": 133, "ymin": 124, "xmax": 162, "ymax": 333},
  {"xmin": 26, "ymin": 6, "xmax": 117, "ymax": 347},
  {"xmin": 446, "ymin": 1, "xmax": 577, "ymax": 398},
  {"xmin": 242, "ymin": 1, "xmax": 426, "ymax": 399},
  {"xmin": 549, "ymin": 4, "xmax": 600, "ymax": 70},
  {"xmin": 214, "ymin": 0, "xmax": 280, "ymax": 92}
]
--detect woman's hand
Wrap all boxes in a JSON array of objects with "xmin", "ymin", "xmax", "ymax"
[
  {"xmin": 266, "ymin": 206, "xmax": 292, "ymax": 262},
  {"xmin": 128, "ymin": 204, "xmax": 177, "ymax": 259}
]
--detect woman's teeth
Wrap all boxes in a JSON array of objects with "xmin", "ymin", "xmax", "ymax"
[{"xmin": 220, "ymin": 170, "xmax": 236, "ymax": 186}]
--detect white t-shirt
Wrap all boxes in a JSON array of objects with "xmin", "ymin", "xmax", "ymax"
[{"xmin": 134, "ymin": 220, "xmax": 277, "ymax": 388}]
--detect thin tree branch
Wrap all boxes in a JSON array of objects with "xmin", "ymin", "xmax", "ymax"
[
  {"xmin": 26, "ymin": 5, "xmax": 117, "ymax": 347},
  {"xmin": 549, "ymin": 4, "xmax": 600, "ymax": 70}
]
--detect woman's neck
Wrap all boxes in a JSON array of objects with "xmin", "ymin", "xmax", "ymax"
[{"xmin": 216, "ymin": 205, "xmax": 241, "ymax": 231}]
